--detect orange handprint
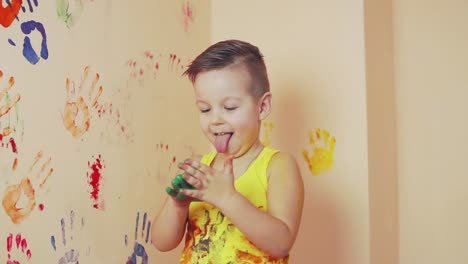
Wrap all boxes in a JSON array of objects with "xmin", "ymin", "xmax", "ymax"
[
  {"xmin": 303, "ymin": 128, "xmax": 336, "ymax": 176},
  {"xmin": 2, "ymin": 151, "xmax": 54, "ymax": 224},
  {"xmin": 0, "ymin": 70, "xmax": 22, "ymax": 173},
  {"xmin": 62, "ymin": 66, "xmax": 102, "ymax": 139},
  {"xmin": 261, "ymin": 121, "xmax": 274, "ymax": 147},
  {"xmin": 0, "ymin": 71, "xmax": 21, "ymax": 119}
]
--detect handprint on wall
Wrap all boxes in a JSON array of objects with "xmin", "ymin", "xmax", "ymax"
[
  {"xmin": 126, "ymin": 51, "xmax": 191, "ymax": 83},
  {"xmin": 0, "ymin": 0, "xmax": 22, "ymax": 28},
  {"xmin": 18, "ymin": 20, "xmax": 49, "ymax": 65},
  {"xmin": 2, "ymin": 151, "xmax": 54, "ymax": 224},
  {"xmin": 20, "ymin": 0, "xmax": 39, "ymax": 13},
  {"xmin": 87, "ymin": 154, "xmax": 105, "ymax": 210},
  {"xmin": 155, "ymin": 142, "xmax": 178, "ymax": 184},
  {"xmin": 62, "ymin": 66, "xmax": 133, "ymax": 143},
  {"xmin": 0, "ymin": 70, "xmax": 22, "ymax": 133},
  {"xmin": 57, "ymin": 0, "xmax": 84, "ymax": 28},
  {"xmin": 303, "ymin": 128, "xmax": 336, "ymax": 176},
  {"xmin": 51, "ymin": 210, "xmax": 90, "ymax": 263},
  {"xmin": 181, "ymin": 0, "xmax": 195, "ymax": 32},
  {"xmin": 0, "ymin": 70, "xmax": 22, "ymax": 174},
  {"xmin": 125, "ymin": 212, "xmax": 151, "ymax": 264},
  {"xmin": 260, "ymin": 121, "xmax": 274, "ymax": 147},
  {"xmin": 62, "ymin": 66, "xmax": 102, "ymax": 139},
  {"xmin": 5, "ymin": 233, "xmax": 32, "ymax": 264},
  {"xmin": 4, "ymin": 0, "xmax": 50, "ymax": 65}
]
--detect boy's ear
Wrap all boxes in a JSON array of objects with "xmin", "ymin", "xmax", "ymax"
[{"xmin": 258, "ymin": 92, "xmax": 272, "ymax": 120}]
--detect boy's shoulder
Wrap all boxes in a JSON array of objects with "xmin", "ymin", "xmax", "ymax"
[{"xmin": 268, "ymin": 150, "xmax": 299, "ymax": 172}]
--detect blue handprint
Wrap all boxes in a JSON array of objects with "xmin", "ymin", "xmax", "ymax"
[
  {"xmin": 125, "ymin": 212, "xmax": 151, "ymax": 264},
  {"xmin": 21, "ymin": 20, "xmax": 48, "ymax": 65},
  {"xmin": 8, "ymin": 21, "xmax": 49, "ymax": 65},
  {"xmin": 51, "ymin": 210, "xmax": 89, "ymax": 263},
  {"xmin": 20, "ymin": 0, "xmax": 39, "ymax": 13}
]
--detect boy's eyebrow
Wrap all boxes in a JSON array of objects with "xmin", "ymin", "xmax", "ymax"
[
  {"xmin": 222, "ymin": 96, "xmax": 242, "ymax": 102},
  {"xmin": 195, "ymin": 96, "xmax": 242, "ymax": 104}
]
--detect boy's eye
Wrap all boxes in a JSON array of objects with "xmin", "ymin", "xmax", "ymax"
[
  {"xmin": 200, "ymin": 109, "xmax": 210, "ymax": 113},
  {"xmin": 225, "ymin": 107, "xmax": 238, "ymax": 111}
]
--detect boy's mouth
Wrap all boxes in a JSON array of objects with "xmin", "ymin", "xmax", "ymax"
[{"xmin": 214, "ymin": 132, "xmax": 233, "ymax": 153}]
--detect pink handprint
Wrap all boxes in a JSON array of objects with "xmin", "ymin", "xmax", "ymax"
[{"xmin": 5, "ymin": 233, "xmax": 32, "ymax": 264}]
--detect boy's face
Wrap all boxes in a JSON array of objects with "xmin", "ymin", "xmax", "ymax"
[{"xmin": 193, "ymin": 64, "xmax": 265, "ymax": 156}]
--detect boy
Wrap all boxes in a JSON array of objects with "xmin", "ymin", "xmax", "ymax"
[{"xmin": 151, "ymin": 40, "xmax": 304, "ymax": 263}]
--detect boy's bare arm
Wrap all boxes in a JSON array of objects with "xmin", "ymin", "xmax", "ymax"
[
  {"xmin": 150, "ymin": 196, "xmax": 189, "ymax": 251},
  {"xmin": 217, "ymin": 152, "xmax": 304, "ymax": 257},
  {"xmin": 151, "ymin": 154, "xmax": 202, "ymax": 252}
]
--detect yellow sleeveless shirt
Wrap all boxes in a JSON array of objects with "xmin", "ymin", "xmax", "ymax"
[{"xmin": 180, "ymin": 147, "xmax": 289, "ymax": 264}]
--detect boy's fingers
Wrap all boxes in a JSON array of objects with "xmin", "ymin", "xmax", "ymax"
[
  {"xmin": 181, "ymin": 159, "xmax": 212, "ymax": 175},
  {"xmin": 165, "ymin": 186, "xmax": 178, "ymax": 197},
  {"xmin": 180, "ymin": 174, "xmax": 201, "ymax": 190},
  {"xmin": 180, "ymin": 189, "xmax": 203, "ymax": 201},
  {"xmin": 223, "ymin": 155, "xmax": 235, "ymax": 175},
  {"xmin": 177, "ymin": 174, "xmax": 196, "ymax": 190}
]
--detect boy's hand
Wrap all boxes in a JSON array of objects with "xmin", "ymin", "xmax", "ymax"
[
  {"xmin": 166, "ymin": 186, "xmax": 193, "ymax": 208},
  {"xmin": 177, "ymin": 156, "xmax": 237, "ymax": 207},
  {"xmin": 165, "ymin": 174, "xmax": 197, "ymax": 207}
]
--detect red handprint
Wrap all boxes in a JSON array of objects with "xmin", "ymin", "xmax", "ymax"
[
  {"xmin": 0, "ymin": 0, "xmax": 22, "ymax": 28},
  {"xmin": 6, "ymin": 233, "xmax": 32, "ymax": 264}
]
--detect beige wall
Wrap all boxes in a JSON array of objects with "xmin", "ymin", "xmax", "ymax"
[
  {"xmin": 393, "ymin": 0, "xmax": 468, "ymax": 263},
  {"xmin": 364, "ymin": 0, "xmax": 399, "ymax": 264},
  {"xmin": 212, "ymin": 1, "xmax": 370, "ymax": 263}
]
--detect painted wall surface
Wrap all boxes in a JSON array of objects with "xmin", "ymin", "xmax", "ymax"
[
  {"xmin": 0, "ymin": 0, "xmax": 210, "ymax": 263},
  {"xmin": 393, "ymin": 1, "xmax": 468, "ymax": 263},
  {"xmin": 364, "ymin": 0, "xmax": 399, "ymax": 264},
  {"xmin": 211, "ymin": 1, "xmax": 370, "ymax": 264}
]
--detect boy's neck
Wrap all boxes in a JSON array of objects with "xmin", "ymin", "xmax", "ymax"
[{"xmin": 216, "ymin": 139, "xmax": 265, "ymax": 178}]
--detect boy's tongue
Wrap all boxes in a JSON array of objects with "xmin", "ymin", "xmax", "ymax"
[{"xmin": 214, "ymin": 133, "xmax": 232, "ymax": 153}]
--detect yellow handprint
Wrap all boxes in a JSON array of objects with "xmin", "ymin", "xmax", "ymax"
[
  {"xmin": 261, "ymin": 121, "xmax": 274, "ymax": 147},
  {"xmin": 303, "ymin": 128, "xmax": 336, "ymax": 176}
]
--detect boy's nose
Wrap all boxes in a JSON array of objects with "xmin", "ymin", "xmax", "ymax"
[{"xmin": 210, "ymin": 109, "xmax": 224, "ymax": 125}]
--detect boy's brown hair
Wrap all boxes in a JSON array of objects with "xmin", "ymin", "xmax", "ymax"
[{"xmin": 183, "ymin": 39, "xmax": 270, "ymax": 99}]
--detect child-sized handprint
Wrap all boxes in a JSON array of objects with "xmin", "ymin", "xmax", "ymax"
[
  {"xmin": 126, "ymin": 51, "xmax": 190, "ymax": 83},
  {"xmin": 125, "ymin": 212, "xmax": 151, "ymax": 264},
  {"xmin": 0, "ymin": 0, "xmax": 21, "ymax": 27},
  {"xmin": 5, "ymin": 233, "xmax": 32, "ymax": 263},
  {"xmin": 2, "ymin": 151, "xmax": 54, "ymax": 224},
  {"xmin": 87, "ymin": 154, "xmax": 105, "ymax": 210},
  {"xmin": 181, "ymin": 0, "xmax": 195, "ymax": 32},
  {"xmin": 0, "ymin": 71, "xmax": 21, "ymax": 119},
  {"xmin": 57, "ymin": 0, "xmax": 84, "ymax": 28},
  {"xmin": 261, "ymin": 121, "xmax": 274, "ymax": 147},
  {"xmin": 0, "ymin": 70, "xmax": 22, "ymax": 173},
  {"xmin": 303, "ymin": 128, "xmax": 336, "ymax": 176},
  {"xmin": 155, "ymin": 142, "xmax": 178, "ymax": 184},
  {"xmin": 62, "ymin": 66, "xmax": 102, "ymax": 139},
  {"xmin": 51, "ymin": 210, "xmax": 89, "ymax": 264}
]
